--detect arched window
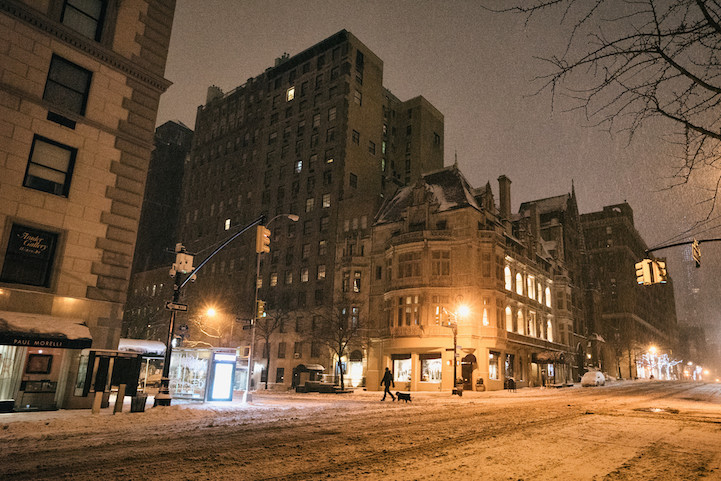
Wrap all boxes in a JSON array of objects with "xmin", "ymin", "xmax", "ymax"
[
  {"xmin": 528, "ymin": 311, "xmax": 536, "ymax": 337},
  {"xmin": 505, "ymin": 306, "xmax": 513, "ymax": 331},
  {"xmin": 547, "ymin": 319, "xmax": 553, "ymax": 343},
  {"xmin": 527, "ymin": 275, "xmax": 535, "ymax": 300},
  {"xmin": 517, "ymin": 310, "xmax": 524, "ymax": 334},
  {"xmin": 482, "ymin": 308, "xmax": 489, "ymax": 326},
  {"xmin": 545, "ymin": 287, "xmax": 551, "ymax": 308},
  {"xmin": 515, "ymin": 273, "xmax": 523, "ymax": 295},
  {"xmin": 504, "ymin": 266, "xmax": 512, "ymax": 290}
]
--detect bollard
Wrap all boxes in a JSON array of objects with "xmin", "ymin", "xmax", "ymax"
[
  {"xmin": 91, "ymin": 390, "xmax": 103, "ymax": 414},
  {"xmin": 113, "ymin": 384, "xmax": 126, "ymax": 414}
]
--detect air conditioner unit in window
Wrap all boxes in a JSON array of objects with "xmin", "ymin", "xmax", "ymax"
[
  {"xmin": 294, "ymin": 352, "xmax": 301, "ymax": 359},
  {"xmin": 242, "ymin": 346, "xmax": 251, "ymax": 357}
]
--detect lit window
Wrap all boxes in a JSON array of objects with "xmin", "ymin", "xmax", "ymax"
[
  {"xmin": 295, "ymin": 160, "xmax": 303, "ymax": 173},
  {"xmin": 23, "ymin": 136, "xmax": 76, "ymax": 197},
  {"xmin": 517, "ymin": 310, "xmax": 524, "ymax": 335},
  {"xmin": 224, "ymin": 219, "xmax": 231, "ymax": 230},
  {"xmin": 270, "ymin": 273, "xmax": 278, "ymax": 287},
  {"xmin": 305, "ymin": 197, "xmax": 315, "ymax": 212},
  {"xmin": 489, "ymin": 351, "xmax": 500, "ymax": 380},
  {"xmin": 317, "ymin": 265, "xmax": 326, "ymax": 280},
  {"xmin": 515, "ymin": 273, "xmax": 523, "ymax": 295},
  {"xmin": 286, "ymin": 86, "xmax": 295, "ymax": 101},
  {"xmin": 504, "ymin": 266, "xmax": 512, "ymax": 290},
  {"xmin": 547, "ymin": 319, "xmax": 553, "ymax": 342},
  {"xmin": 482, "ymin": 308, "xmax": 489, "ymax": 326},
  {"xmin": 545, "ymin": 287, "xmax": 552, "ymax": 308},
  {"xmin": 527, "ymin": 275, "xmax": 536, "ymax": 300},
  {"xmin": 301, "ymin": 267, "xmax": 309, "ymax": 282},
  {"xmin": 285, "ymin": 271, "xmax": 293, "ymax": 285},
  {"xmin": 322, "ymin": 193, "xmax": 331, "ymax": 208},
  {"xmin": 505, "ymin": 306, "xmax": 513, "ymax": 331}
]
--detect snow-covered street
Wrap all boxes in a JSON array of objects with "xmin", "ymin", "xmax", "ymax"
[{"xmin": 2, "ymin": 381, "xmax": 721, "ymax": 480}]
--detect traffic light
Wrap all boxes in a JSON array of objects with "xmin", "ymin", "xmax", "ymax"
[
  {"xmin": 652, "ymin": 259, "xmax": 668, "ymax": 284},
  {"xmin": 255, "ymin": 225, "xmax": 271, "ymax": 253},
  {"xmin": 635, "ymin": 259, "xmax": 652, "ymax": 285},
  {"xmin": 256, "ymin": 300, "xmax": 266, "ymax": 319},
  {"xmin": 692, "ymin": 238, "xmax": 701, "ymax": 268}
]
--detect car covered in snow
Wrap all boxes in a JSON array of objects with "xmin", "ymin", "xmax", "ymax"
[{"xmin": 581, "ymin": 371, "xmax": 605, "ymax": 387}]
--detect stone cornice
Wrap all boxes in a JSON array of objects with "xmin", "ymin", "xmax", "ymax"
[{"xmin": 1, "ymin": 0, "xmax": 172, "ymax": 93}]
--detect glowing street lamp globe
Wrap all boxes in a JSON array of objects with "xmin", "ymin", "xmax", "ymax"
[{"xmin": 456, "ymin": 304, "xmax": 470, "ymax": 319}]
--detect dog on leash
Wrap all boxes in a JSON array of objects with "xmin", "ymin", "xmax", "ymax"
[{"xmin": 395, "ymin": 392, "xmax": 412, "ymax": 403}]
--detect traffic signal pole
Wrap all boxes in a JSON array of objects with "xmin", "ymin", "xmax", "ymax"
[{"xmin": 155, "ymin": 214, "xmax": 266, "ymax": 407}]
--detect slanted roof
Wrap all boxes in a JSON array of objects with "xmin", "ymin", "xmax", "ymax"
[
  {"xmin": 375, "ymin": 166, "xmax": 481, "ymax": 225},
  {"xmin": 519, "ymin": 193, "xmax": 570, "ymax": 215}
]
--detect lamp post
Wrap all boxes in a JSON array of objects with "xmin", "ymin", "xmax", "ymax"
[
  {"xmin": 442, "ymin": 304, "xmax": 469, "ymax": 396},
  {"xmin": 155, "ymin": 214, "xmax": 267, "ymax": 407},
  {"xmin": 243, "ymin": 213, "xmax": 298, "ymax": 403}
]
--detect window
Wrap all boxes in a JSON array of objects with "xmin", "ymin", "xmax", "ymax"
[
  {"xmin": 277, "ymin": 342, "xmax": 286, "ymax": 359},
  {"xmin": 527, "ymin": 275, "xmax": 536, "ymax": 300},
  {"xmin": 318, "ymin": 240, "xmax": 327, "ymax": 256},
  {"xmin": 302, "ymin": 243, "xmax": 311, "ymax": 259},
  {"xmin": 268, "ymin": 131, "xmax": 277, "ymax": 144},
  {"xmin": 285, "ymin": 271, "xmax": 293, "ymax": 285},
  {"xmin": 482, "ymin": 308, "xmax": 489, "ymax": 326},
  {"xmin": 286, "ymin": 86, "xmax": 295, "ymax": 101},
  {"xmin": 349, "ymin": 173, "xmax": 357, "ymax": 188},
  {"xmin": 317, "ymin": 264, "xmax": 326, "ymax": 280},
  {"xmin": 431, "ymin": 251, "xmax": 450, "ymax": 276},
  {"xmin": 224, "ymin": 218, "xmax": 231, "ymax": 230},
  {"xmin": 489, "ymin": 351, "xmax": 500, "ymax": 380},
  {"xmin": 44, "ymin": 55, "xmax": 92, "ymax": 115},
  {"xmin": 398, "ymin": 252, "xmax": 421, "ymax": 278},
  {"xmin": 505, "ymin": 306, "xmax": 513, "ymax": 331},
  {"xmin": 323, "ymin": 171, "xmax": 332, "ymax": 185},
  {"xmin": 301, "ymin": 267, "xmax": 309, "ymax": 282},
  {"xmin": 275, "ymin": 367, "xmax": 285, "ymax": 383},
  {"xmin": 270, "ymin": 272, "xmax": 278, "ymax": 287},
  {"xmin": 353, "ymin": 271, "xmax": 361, "ymax": 293},
  {"xmin": 303, "ymin": 220, "xmax": 312, "ymax": 235},
  {"xmin": 322, "ymin": 193, "xmax": 331, "ymax": 208},
  {"xmin": 325, "ymin": 149, "xmax": 334, "ymax": 163},
  {"xmin": 354, "ymin": 90, "xmax": 362, "ymax": 105},
  {"xmin": 368, "ymin": 141, "xmax": 376, "ymax": 154},
  {"xmin": 393, "ymin": 355, "xmax": 411, "ymax": 382},
  {"xmin": 515, "ymin": 273, "xmax": 523, "ymax": 295},
  {"xmin": 61, "ymin": 0, "xmax": 105, "ymax": 39},
  {"xmin": 23, "ymin": 136, "xmax": 77, "ymax": 197},
  {"xmin": 434, "ymin": 132, "xmax": 441, "ymax": 145},
  {"xmin": 0, "ymin": 224, "xmax": 59, "ymax": 287},
  {"xmin": 505, "ymin": 266, "xmax": 512, "ymax": 290},
  {"xmin": 547, "ymin": 319, "xmax": 554, "ymax": 342},
  {"xmin": 420, "ymin": 354, "xmax": 442, "ymax": 382},
  {"xmin": 545, "ymin": 286, "xmax": 552, "ymax": 308},
  {"xmin": 305, "ymin": 197, "xmax": 315, "ymax": 212},
  {"xmin": 328, "ymin": 106, "xmax": 336, "ymax": 121},
  {"xmin": 320, "ymin": 215, "xmax": 329, "ymax": 232},
  {"xmin": 517, "ymin": 310, "xmax": 524, "ymax": 335},
  {"xmin": 326, "ymin": 127, "xmax": 336, "ymax": 142},
  {"xmin": 311, "ymin": 341, "xmax": 321, "ymax": 358},
  {"xmin": 352, "ymin": 130, "xmax": 360, "ymax": 145}
]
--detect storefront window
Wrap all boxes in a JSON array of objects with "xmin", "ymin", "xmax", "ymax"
[
  {"xmin": 392, "ymin": 355, "xmax": 411, "ymax": 382},
  {"xmin": 489, "ymin": 351, "xmax": 500, "ymax": 380},
  {"xmin": 420, "ymin": 354, "xmax": 442, "ymax": 382},
  {"xmin": 505, "ymin": 353, "xmax": 514, "ymax": 379}
]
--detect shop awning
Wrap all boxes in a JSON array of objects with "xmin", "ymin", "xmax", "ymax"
[
  {"xmin": 0, "ymin": 310, "xmax": 92, "ymax": 349},
  {"xmin": 302, "ymin": 364, "xmax": 325, "ymax": 371},
  {"xmin": 118, "ymin": 338, "xmax": 166, "ymax": 356},
  {"xmin": 532, "ymin": 351, "xmax": 569, "ymax": 364}
]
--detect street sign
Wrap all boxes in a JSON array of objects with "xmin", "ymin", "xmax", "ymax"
[{"xmin": 165, "ymin": 301, "xmax": 188, "ymax": 311}]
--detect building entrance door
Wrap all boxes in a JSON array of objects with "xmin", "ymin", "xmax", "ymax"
[{"xmin": 461, "ymin": 354, "xmax": 476, "ymax": 390}]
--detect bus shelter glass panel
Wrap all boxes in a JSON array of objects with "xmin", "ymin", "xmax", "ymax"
[{"xmin": 169, "ymin": 349, "xmax": 211, "ymax": 400}]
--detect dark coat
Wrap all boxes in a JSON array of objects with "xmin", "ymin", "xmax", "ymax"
[{"xmin": 381, "ymin": 370, "xmax": 394, "ymax": 387}]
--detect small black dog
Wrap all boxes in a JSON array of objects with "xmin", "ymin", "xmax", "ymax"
[{"xmin": 395, "ymin": 392, "xmax": 412, "ymax": 403}]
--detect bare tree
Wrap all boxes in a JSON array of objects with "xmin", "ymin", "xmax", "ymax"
[
  {"xmin": 492, "ymin": 0, "xmax": 721, "ymax": 216},
  {"xmin": 255, "ymin": 302, "xmax": 293, "ymax": 389},
  {"xmin": 309, "ymin": 300, "xmax": 365, "ymax": 391}
]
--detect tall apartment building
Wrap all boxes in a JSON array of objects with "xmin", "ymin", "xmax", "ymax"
[
  {"xmin": 178, "ymin": 30, "xmax": 444, "ymax": 388},
  {"xmin": 367, "ymin": 167, "xmax": 572, "ymax": 392},
  {"xmin": 0, "ymin": 0, "xmax": 175, "ymax": 410},
  {"xmin": 123, "ymin": 120, "xmax": 192, "ymax": 340},
  {"xmin": 581, "ymin": 203, "xmax": 679, "ymax": 379}
]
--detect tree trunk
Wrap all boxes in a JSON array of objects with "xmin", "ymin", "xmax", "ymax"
[
  {"xmin": 338, "ymin": 358, "xmax": 344, "ymax": 391},
  {"xmin": 264, "ymin": 356, "xmax": 270, "ymax": 389}
]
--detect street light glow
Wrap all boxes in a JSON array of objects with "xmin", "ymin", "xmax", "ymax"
[
  {"xmin": 649, "ymin": 345, "xmax": 657, "ymax": 354},
  {"xmin": 457, "ymin": 304, "xmax": 470, "ymax": 319},
  {"xmin": 206, "ymin": 307, "xmax": 217, "ymax": 317}
]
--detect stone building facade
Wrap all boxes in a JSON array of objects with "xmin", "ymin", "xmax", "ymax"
[
  {"xmin": 367, "ymin": 167, "xmax": 573, "ymax": 392},
  {"xmin": 0, "ymin": 0, "xmax": 174, "ymax": 410}
]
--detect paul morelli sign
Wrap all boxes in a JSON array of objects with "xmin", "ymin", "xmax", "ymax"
[{"xmin": 0, "ymin": 332, "xmax": 92, "ymax": 349}]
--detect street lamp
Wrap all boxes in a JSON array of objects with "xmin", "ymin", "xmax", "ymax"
[
  {"xmin": 243, "ymin": 213, "xmax": 298, "ymax": 403},
  {"xmin": 442, "ymin": 304, "xmax": 469, "ymax": 396}
]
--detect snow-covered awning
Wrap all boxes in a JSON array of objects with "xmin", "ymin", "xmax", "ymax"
[
  {"xmin": 118, "ymin": 338, "xmax": 166, "ymax": 356},
  {"xmin": 532, "ymin": 351, "xmax": 569, "ymax": 364},
  {"xmin": 0, "ymin": 310, "xmax": 92, "ymax": 349},
  {"xmin": 296, "ymin": 364, "xmax": 325, "ymax": 372}
]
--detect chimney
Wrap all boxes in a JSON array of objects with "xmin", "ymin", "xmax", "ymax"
[
  {"xmin": 529, "ymin": 203, "xmax": 540, "ymax": 239},
  {"xmin": 498, "ymin": 175, "xmax": 512, "ymax": 220},
  {"xmin": 206, "ymin": 85, "xmax": 223, "ymax": 103}
]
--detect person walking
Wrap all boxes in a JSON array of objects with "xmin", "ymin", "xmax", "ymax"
[{"xmin": 380, "ymin": 367, "xmax": 395, "ymax": 401}]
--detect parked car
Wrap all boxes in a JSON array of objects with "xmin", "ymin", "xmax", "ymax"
[{"xmin": 581, "ymin": 371, "xmax": 606, "ymax": 387}]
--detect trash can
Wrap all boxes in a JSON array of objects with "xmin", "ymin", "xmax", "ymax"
[{"xmin": 130, "ymin": 394, "xmax": 147, "ymax": 413}]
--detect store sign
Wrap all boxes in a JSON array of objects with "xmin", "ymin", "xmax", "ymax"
[{"xmin": 0, "ymin": 332, "xmax": 91, "ymax": 349}]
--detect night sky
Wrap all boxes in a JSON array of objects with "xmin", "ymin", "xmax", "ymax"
[{"xmin": 155, "ymin": 0, "xmax": 720, "ymax": 342}]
